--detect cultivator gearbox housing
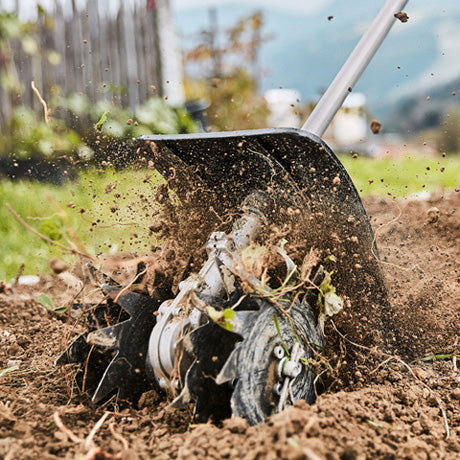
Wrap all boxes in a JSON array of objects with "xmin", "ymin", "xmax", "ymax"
[{"xmin": 57, "ymin": 0, "xmax": 409, "ymax": 425}]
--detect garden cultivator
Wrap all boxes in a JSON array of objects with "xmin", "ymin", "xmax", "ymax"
[{"xmin": 57, "ymin": 0, "xmax": 409, "ymax": 425}]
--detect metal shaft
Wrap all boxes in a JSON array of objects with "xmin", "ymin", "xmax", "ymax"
[{"xmin": 302, "ymin": 0, "xmax": 409, "ymax": 138}]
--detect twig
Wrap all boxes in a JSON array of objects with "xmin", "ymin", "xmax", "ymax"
[
  {"xmin": 330, "ymin": 320, "xmax": 379, "ymax": 353},
  {"xmin": 109, "ymin": 422, "xmax": 129, "ymax": 451},
  {"xmin": 31, "ymin": 81, "xmax": 51, "ymax": 123},
  {"xmin": 53, "ymin": 411, "xmax": 83, "ymax": 443},
  {"xmin": 12, "ymin": 264, "xmax": 25, "ymax": 287},
  {"xmin": 5, "ymin": 203, "xmax": 93, "ymax": 260},
  {"xmin": 437, "ymin": 397, "xmax": 450, "ymax": 439},
  {"xmin": 113, "ymin": 268, "xmax": 147, "ymax": 303},
  {"xmin": 84, "ymin": 412, "xmax": 110, "ymax": 450}
]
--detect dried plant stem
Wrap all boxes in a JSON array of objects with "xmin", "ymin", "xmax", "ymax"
[
  {"xmin": 113, "ymin": 268, "xmax": 147, "ymax": 303},
  {"xmin": 84, "ymin": 412, "xmax": 110, "ymax": 450},
  {"xmin": 109, "ymin": 422, "xmax": 129, "ymax": 451},
  {"xmin": 53, "ymin": 411, "xmax": 83, "ymax": 443},
  {"xmin": 31, "ymin": 81, "xmax": 51, "ymax": 123},
  {"xmin": 5, "ymin": 203, "xmax": 93, "ymax": 260},
  {"xmin": 30, "ymin": 81, "xmax": 51, "ymax": 123}
]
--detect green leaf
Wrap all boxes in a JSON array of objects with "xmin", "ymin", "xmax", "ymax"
[
  {"xmin": 37, "ymin": 293, "xmax": 53, "ymax": 310},
  {"xmin": 94, "ymin": 111, "xmax": 109, "ymax": 131},
  {"xmin": 324, "ymin": 255, "xmax": 337, "ymax": 263},
  {"xmin": 0, "ymin": 365, "xmax": 19, "ymax": 377},
  {"xmin": 206, "ymin": 305, "xmax": 221, "ymax": 323},
  {"xmin": 273, "ymin": 313, "xmax": 290, "ymax": 358},
  {"xmin": 420, "ymin": 353, "xmax": 460, "ymax": 362},
  {"xmin": 39, "ymin": 216, "xmax": 64, "ymax": 241},
  {"xmin": 38, "ymin": 293, "xmax": 67, "ymax": 314},
  {"xmin": 223, "ymin": 308, "xmax": 235, "ymax": 320},
  {"xmin": 205, "ymin": 306, "xmax": 234, "ymax": 331}
]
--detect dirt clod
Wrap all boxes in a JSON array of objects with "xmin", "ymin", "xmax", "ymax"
[
  {"xmin": 370, "ymin": 119, "xmax": 383, "ymax": 134},
  {"xmin": 49, "ymin": 258, "xmax": 69, "ymax": 274},
  {"xmin": 394, "ymin": 11, "xmax": 409, "ymax": 22},
  {"xmin": 426, "ymin": 206, "xmax": 440, "ymax": 223}
]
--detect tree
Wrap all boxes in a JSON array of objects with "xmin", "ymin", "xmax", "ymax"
[{"xmin": 183, "ymin": 10, "xmax": 269, "ymax": 131}]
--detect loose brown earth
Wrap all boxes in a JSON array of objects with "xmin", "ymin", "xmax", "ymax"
[{"xmin": 1, "ymin": 191, "xmax": 459, "ymax": 460}]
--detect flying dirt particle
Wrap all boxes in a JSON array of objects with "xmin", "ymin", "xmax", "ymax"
[
  {"xmin": 348, "ymin": 86, "xmax": 353, "ymax": 92},
  {"xmin": 370, "ymin": 119, "xmax": 382, "ymax": 134},
  {"xmin": 426, "ymin": 96, "xmax": 431, "ymax": 101},
  {"xmin": 332, "ymin": 176, "xmax": 341, "ymax": 186},
  {"xmin": 440, "ymin": 167, "xmax": 445, "ymax": 172},
  {"xmin": 394, "ymin": 12, "xmax": 409, "ymax": 22},
  {"xmin": 83, "ymin": 39, "xmax": 88, "ymax": 44},
  {"xmin": 150, "ymin": 85, "xmax": 156, "ymax": 92},
  {"xmin": 126, "ymin": 119, "xmax": 133, "ymax": 125},
  {"xmin": 327, "ymin": 15, "xmax": 333, "ymax": 21},
  {"xmin": 452, "ymin": 92, "xmax": 456, "ymax": 96},
  {"xmin": 237, "ymin": 142, "xmax": 243, "ymax": 148},
  {"xmin": 426, "ymin": 166, "xmax": 430, "ymax": 171},
  {"xmin": 426, "ymin": 207, "xmax": 440, "ymax": 224},
  {"xmin": 105, "ymin": 183, "xmax": 115, "ymax": 194},
  {"xmin": 368, "ymin": 178, "xmax": 374, "ymax": 184},
  {"xmin": 79, "ymin": 208, "xmax": 85, "ymax": 214},
  {"xmin": 211, "ymin": 78, "xmax": 220, "ymax": 88},
  {"xmin": 149, "ymin": 222, "xmax": 163, "ymax": 233},
  {"xmin": 110, "ymin": 206, "xmax": 118, "ymax": 213},
  {"xmin": 352, "ymin": 153, "xmax": 358, "ymax": 159},
  {"xmin": 49, "ymin": 258, "xmax": 68, "ymax": 274},
  {"xmin": 67, "ymin": 202, "xmax": 75, "ymax": 208}
]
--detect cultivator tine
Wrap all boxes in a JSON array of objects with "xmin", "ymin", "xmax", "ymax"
[{"xmin": 54, "ymin": 334, "xmax": 89, "ymax": 365}]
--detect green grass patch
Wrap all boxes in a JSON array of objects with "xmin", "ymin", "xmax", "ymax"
[
  {"xmin": 0, "ymin": 168, "xmax": 164, "ymax": 280},
  {"xmin": 339, "ymin": 153, "xmax": 460, "ymax": 197}
]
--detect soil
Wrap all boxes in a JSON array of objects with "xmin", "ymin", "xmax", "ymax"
[{"xmin": 1, "ymin": 190, "xmax": 459, "ymax": 460}]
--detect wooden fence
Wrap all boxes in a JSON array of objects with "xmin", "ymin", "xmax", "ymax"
[{"xmin": 0, "ymin": 0, "xmax": 163, "ymax": 131}]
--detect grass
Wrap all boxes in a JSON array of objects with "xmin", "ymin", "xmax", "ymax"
[
  {"xmin": 339, "ymin": 152, "xmax": 460, "ymax": 198},
  {"xmin": 0, "ymin": 167, "xmax": 165, "ymax": 280},
  {"xmin": 0, "ymin": 153, "xmax": 459, "ymax": 281}
]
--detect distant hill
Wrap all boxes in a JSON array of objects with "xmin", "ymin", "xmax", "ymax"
[{"xmin": 175, "ymin": 0, "xmax": 460, "ymax": 126}]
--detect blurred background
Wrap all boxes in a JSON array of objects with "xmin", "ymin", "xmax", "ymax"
[{"xmin": 0, "ymin": 0, "xmax": 459, "ymax": 280}]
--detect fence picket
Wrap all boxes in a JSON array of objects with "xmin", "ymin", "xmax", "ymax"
[{"xmin": 0, "ymin": 0, "xmax": 162, "ymax": 130}]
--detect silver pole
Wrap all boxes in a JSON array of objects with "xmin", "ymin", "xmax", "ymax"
[{"xmin": 302, "ymin": 0, "xmax": 409, "ymax": 138}]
